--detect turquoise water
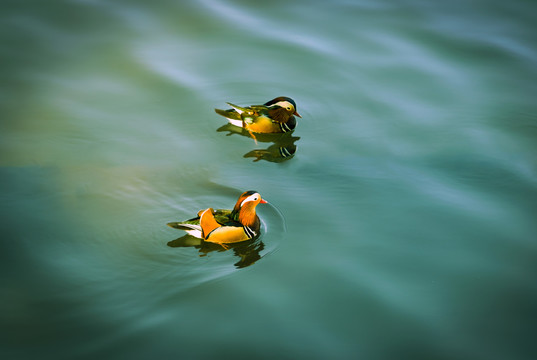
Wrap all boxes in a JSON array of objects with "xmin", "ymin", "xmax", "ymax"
[{"xmin": 2, "ymin": 0, "xmax": 537, "ymax": 359}]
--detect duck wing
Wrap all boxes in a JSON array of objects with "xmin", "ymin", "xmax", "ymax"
[
  {"xmin": 213, "ymin": 209, "xmax": 234, "ymax": 224},
  {"xmin": 167, "ymin": 209, "xmax": 233, "ymax": 230}
]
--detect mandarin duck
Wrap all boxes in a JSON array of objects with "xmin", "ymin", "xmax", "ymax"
[
  {"xmin": 215, "ymin": 96, "xmax": 301, "ymax": 134},
  {"xmin": 167, "ymin": 191, "xmax": 267, "ymax": 245}
]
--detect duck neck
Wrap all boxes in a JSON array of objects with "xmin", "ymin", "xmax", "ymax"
[
  {"xmin": 237, "ymin": 204, "xmax": 258, "ymax": 228},
  {"xmin": 268, "ymin": 107, "xmax": 290, "ymax": 123}
]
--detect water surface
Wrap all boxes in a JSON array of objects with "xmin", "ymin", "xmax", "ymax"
[{"xmin": 1, "ymin": 0, "xmax": 537, "ymax": 359}]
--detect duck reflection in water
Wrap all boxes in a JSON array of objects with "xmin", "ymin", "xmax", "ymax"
[
  {"xmin": 217, "ymin": 124, "xmax": 300, "ymax": 162},
  {"xmin": 167, "ymin": 236, "xmax": 264, "ymax": 269}
]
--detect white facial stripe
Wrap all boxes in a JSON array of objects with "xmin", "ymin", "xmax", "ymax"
[
  {"xmin": 240, "ymin": 193, "xmax": 260, "ymax": 207},
  {"xmin": 274, "ymin": 101, "xmax": 294, "ymax": 111}
]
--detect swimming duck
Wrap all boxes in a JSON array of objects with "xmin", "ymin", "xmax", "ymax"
[
  {"xmin": 215, "ymin": 96, "xmax": 301, "ymax": 134},
  {"xmin": 167, "ymin": 191, "xmax": 267, "ymax": 245}
]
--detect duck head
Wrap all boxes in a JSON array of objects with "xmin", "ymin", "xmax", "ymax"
[
  {"xmin": 232, "ymin": 190, "xmax": 267, "ymax": 226},
  {"xmin": 265, "ymin": 96, "xmax": 301, "ymax": 118}
]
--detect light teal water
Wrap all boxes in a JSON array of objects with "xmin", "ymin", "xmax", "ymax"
[{"xmin": 2, "ymin": 1, "xmax": 537, "ymax": 359}]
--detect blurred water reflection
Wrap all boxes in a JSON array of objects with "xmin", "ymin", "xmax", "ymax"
[{"xmin": 217, "ymin": 124, "xmax": 300, "ymax": 162}]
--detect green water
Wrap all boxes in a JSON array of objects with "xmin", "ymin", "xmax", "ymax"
[{"xmin": 2, "ymin": 0, "xmax": 537, "ymax": 359}]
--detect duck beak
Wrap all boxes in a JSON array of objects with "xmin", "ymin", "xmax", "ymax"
[
  {"xmin": 260, "ymin": 198, "xmax": 268, "ymax": 204},
  {"xmin": 293, "ymin": 111, "xmax": 302, "ymax": 118}
]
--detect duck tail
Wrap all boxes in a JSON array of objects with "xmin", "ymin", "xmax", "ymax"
[
  {"xmin": 215, "ymin": 107, "xmax": 242, "ymax": 122},
  {"xmin": 167, "ymin": 221, "xmax": 202, "ymax": 238},
  {"xmin": 225, "ymin": 102, "xmax": 248, "ymax": 114},
  {"xmin": 166, "ymin": 222, "xmax": 201, "ymax": 231}
]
